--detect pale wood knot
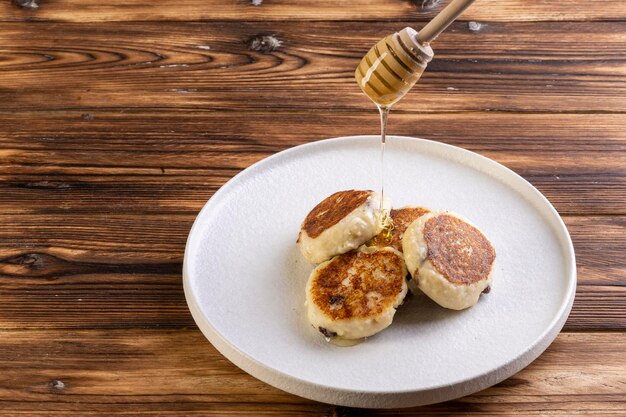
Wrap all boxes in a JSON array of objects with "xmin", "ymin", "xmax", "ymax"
[
  {"xmin": 248, "ymin": 35, "xmax": 283, "ymax": 53},
  {"xmin": 13, "ymin": 0, "xmax": 39, "ymax": 9},
  {"xmin": 468, "ymin": 21, "xmax": 483, "ymax": 32},
  {"xmin": 49, "ymin": 380, "xmax": 65, "ymax": 390},
  {"xmin": 417, "ymin": 0, "xmax": 442, "ymax": 10}
]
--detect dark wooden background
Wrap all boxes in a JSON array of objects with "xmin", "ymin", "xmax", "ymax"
[{"xmin": 1, "ymin": 0, "xmax": 625, "ymax": 415}]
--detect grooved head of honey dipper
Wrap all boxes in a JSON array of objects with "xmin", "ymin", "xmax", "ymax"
[{"xmin": 355, "ymin": 27, "xmax": 434, "ymax": 107}]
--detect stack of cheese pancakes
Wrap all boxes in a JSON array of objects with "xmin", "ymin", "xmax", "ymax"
[{"xmin": 298, "ymin": 190, "xmax": 495, "ymax": 344}]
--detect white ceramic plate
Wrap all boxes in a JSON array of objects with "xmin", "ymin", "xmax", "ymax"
[{"xmin": 183, "ymin": 136, "xmax": 576, "ymax": 408}]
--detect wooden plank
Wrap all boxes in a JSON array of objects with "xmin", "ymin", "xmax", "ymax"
[
  {"xmin": 1, "ymin": 108, "xmax": 623, "ymax": 330},
  {"xmin": 566, "ymin": 216, "xmax": 626, "ymax": 288},
  {"xmin": 0, "ymin": 216, "xmax": 623, "ymax": 281},
  {"xmin": 0, "ymin": 329, "xmax": 623, "ymax": 415},
  {"xmin": 1, "ymin": 110, "xmax": 624, "ymax": 215},
  {"xmin": 0, "ymin": 215, "xmax": 623, "ymax": 330},
  {"xmin": 1, "ymin": 21, "xmax": 625, "ymax": 112},
  {"xmin": 2, "ymin": 0, "xmax": 626, "ymax": 22},
  {"xmin": 1, "ymin": 2, "xmax": 622, "ymax": 416}
]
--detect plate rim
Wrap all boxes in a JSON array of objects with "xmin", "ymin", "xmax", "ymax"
[{"xmin": 183, "ymin": 135, "xmax": 577, "ymax": 408}]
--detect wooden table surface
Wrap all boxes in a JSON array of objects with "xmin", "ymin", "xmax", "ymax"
[{"xmin": 1, "ymin": 1, "xmax": 625, "ymax": 415}]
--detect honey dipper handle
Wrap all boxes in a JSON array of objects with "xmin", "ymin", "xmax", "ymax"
[{"xmin": 416, "ymin": 0, "xmax": 477, "ymax": 44}]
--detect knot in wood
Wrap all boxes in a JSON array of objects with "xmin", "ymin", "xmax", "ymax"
[
  {"xmin": 49, "ymin": 380, "xmax": 65, "ymax": 390},
  {"xmin": 468, "ymin": 21, "xmax": 483, "ymax": 32},
  {"xmin": 248, "ymin": 35, "xmax": 283, "ymax": 53},
  {"xmin": 416, "ymin": 0, "xmax": 442, "ymax": 10},
  {"xmin": 13, "ymin": 253, "xmax": 45, "ymax": 269},
  {"xmin": 13, "ymin": 0, "xmax": 39, "ymax": 9}
]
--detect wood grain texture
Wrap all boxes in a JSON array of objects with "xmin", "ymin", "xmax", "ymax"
[
  {"xmin": 1, "ymin": 21, "xmax": 626, "ymax": 112},
  {"xmin": 0, "ymin": 215, "xmax": 623, "ymax": 330},
  {"xmin": 2, "ymin": 0, "xmax": 626, "ymax": 22},
  {"xmin": 1, "ymin": 109, "xmax": 624, "ymax": 331},
  {"xmin": 1, "ymin": 110, "xmax": 625, "ymax": 216},
  {"xmin": 2, "ymin": 0, "xmax": 624, "ymax": 414},
  {"xmin": 0, "ymin": 330, "xmax": 623, "ymax": 415}
]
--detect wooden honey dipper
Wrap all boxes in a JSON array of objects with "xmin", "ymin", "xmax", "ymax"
[{"xmin": 355, "ymin": 0, "xmax": 476, "ymax": 108}]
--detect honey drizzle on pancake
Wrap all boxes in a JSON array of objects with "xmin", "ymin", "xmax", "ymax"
[
  {"xmin": 369, "ymin": 207, "xmax": 431, "ymax": 251},
  {"xmin": 378, "ymin": 104, "xmax": 392, "ymax": 238}
]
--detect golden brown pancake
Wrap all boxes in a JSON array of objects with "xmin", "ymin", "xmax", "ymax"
[
  {"xmin": 402, "ymin": 211, "xmax": 496, "ymax": 310},
  {"xmin": 305, "ymin": 247, "xmax": 407, "ymax": 339},
  {"xmin": 368, "ymin": 206, "xmax": 430, "ymax": 251},
  {"xmin": 424, "ymin": 214, "xmax": 496, "ymax": 285},
  {"xmin": 297, "ymin": 190, "xmax": 390, "ymax": 264},
  {"xmin": 300, "ymin": 190, "xmax": 371, "ymax": 240}
]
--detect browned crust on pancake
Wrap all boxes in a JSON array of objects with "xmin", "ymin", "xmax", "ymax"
[
  {"xmin": 301, "ymin": 190, "xmax": 372, "ymax": 239},
  {"xmin": 310, "ymin": 249, "xmax": 405, "ymax": 320},
  {"xmin": 369, "ymin": 206, "xmax": 430, "ymax": 251},
  {"xmin": 424, "ymin": 214, "xmax": 495, "ymax": 285}
]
